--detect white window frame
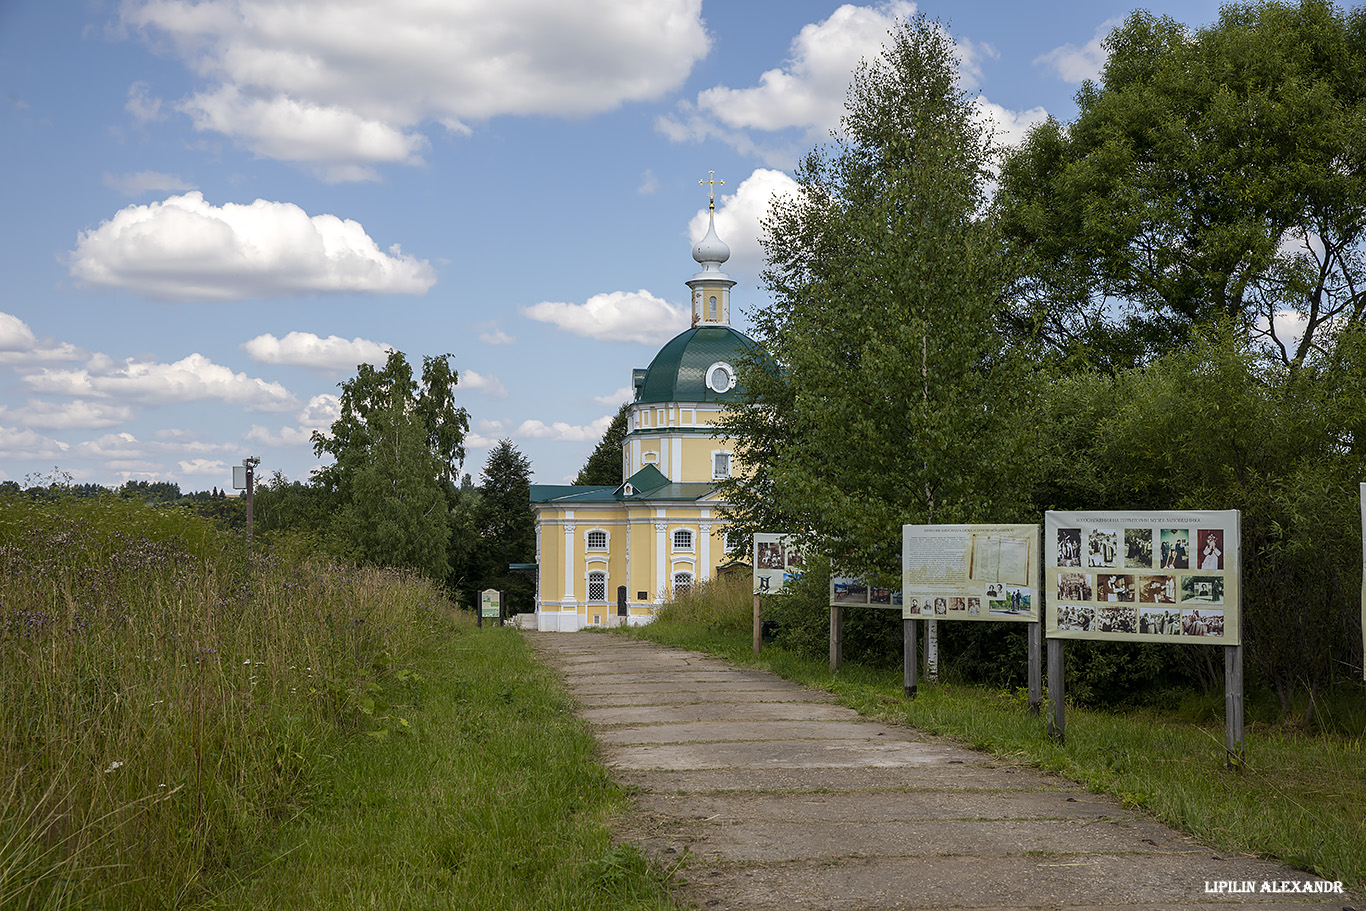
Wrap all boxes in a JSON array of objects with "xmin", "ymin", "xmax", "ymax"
[
  {"xmin": 585, "ymin": 528, "xmax": 609, "ymax": 551},
  {"xmin": 672, "ymin": 571, "xmax": 695, "ymax": 596},
  {"xmin": 711, "ymin": 449, "xmax": 733, "ymax": 480},
  {"xmin": 642, "ymin": 450, "xmax": 659, "ymax": 464},
  {"xmin": 672, "ymin": 528, "xmax": 694, "ymax": 552},
  {"xmin": 587, "ymin": 570, "xmax": 608, "ymax": 604},
  {"xmin": 705, "ymin": 361, "xmax": 735, "ymax": 394}
]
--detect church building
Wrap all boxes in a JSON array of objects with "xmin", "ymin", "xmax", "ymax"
[{"xmin": 529, "ymin": 197, "xmax": 760, "ymax": 631}]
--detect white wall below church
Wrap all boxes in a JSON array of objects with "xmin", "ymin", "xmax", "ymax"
[{"xmin": 534, "ymin": 604, "xmax": 657, "ymax": 632}]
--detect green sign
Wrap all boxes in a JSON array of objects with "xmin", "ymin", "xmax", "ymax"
[{"xmin": 480, "ymin": 589, "xmax": 501, "ymax": 619}]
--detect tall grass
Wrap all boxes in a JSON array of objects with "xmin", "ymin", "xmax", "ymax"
[
  {"xmin": 206, "ymin": 626, "xmax": 678, "ymax": 910},
  {"xmin": 0, "ymin": 493, "xmax": 457, "ymax": 909},
  {"xmin": 629, "ymin": 584, "xmax": 1366, "ymax": 894}
]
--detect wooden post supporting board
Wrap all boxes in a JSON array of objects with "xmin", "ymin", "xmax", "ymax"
[
  {"xmin": 753, "ymin": 594, "xmax": 761, "ymax": 655},
  {"xmin": 829, "ymin": 604, "xmax": 843, "ymax": 672},
  {"xmin": 1027, "ymin": 621, "xmax": 1041, "ymax": 716},
  {"xmin": 903, "ymin": 617, "xmax": 917, "ymax": 698},
  {"xmin": 1047, "ymin": 637, "xmax": 1065, "ymax": 743},
  {"xmin": 1225, "ymin": 644, "xmax": 1244, "ymax": 767}
]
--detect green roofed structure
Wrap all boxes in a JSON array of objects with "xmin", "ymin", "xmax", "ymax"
[{"xmin": 530, "ymin": 189, "xmax": 762, "ymax": 631}]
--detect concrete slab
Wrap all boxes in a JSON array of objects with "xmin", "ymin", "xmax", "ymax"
[
  {"xmin": 579, "ymin": 702, "xmax": 858, "ymax": 725},
  {"xmin": 603, "ymin": 738, "xmax": 999, "ymax": 771},
  {"xmin": 525, "ymin": 633, "xmax": 1355, "ymax": 910},
  {"xmin": 568, "ymin": 689, "xmax": 826, "ymax": 706},
  {"xmin": 614, "ymin": 766, "xmax": 1079, "ymax": 794},
  {"xmin": 634, "ymin": 816, "xmax": 1194, "ymax": 861},
  {"xmin": 672, "ymin": 855, "xmax": 1351, "ymax": 911},
  {"xmin": 631, "ymin": 789, "xmax": 1143, "ymax": 823},
  {"xmin": 595, "ymin": 719, "xmax": 933, "ymax": 744}
]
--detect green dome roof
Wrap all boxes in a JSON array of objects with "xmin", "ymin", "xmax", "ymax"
[{"xmin": 634, "ymin": 326, "xmax": 760, "ymax": 405}]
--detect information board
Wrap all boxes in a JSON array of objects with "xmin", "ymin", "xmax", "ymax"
[
  {"xmin": 829, "ymin": 576, "xmax": 902, "ymax": 608},
  {"xmin": 901, "ymin": 524, "xmax": 1040, "ymax": 622},
  {"xmin": 1044, "ymin": 511, "xmax": 1240, "ymax": 644},
  {"xmin": 753, "ymin": 533, "xmax": 804, "ymax": 595},
  {"xmin": 480, "ymin": 589, "xmax": 501, "ymax": 620}
]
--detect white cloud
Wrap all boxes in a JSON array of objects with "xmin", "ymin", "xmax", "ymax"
[
  {"xmin": 701, "ymin": 1, "xmax": 914, "ymax": 134},
  {"xmin": 0, "ymin": 312, "xmax": 88, "ymax": 366},
  {"xmin": 463, "ymin": 431, "xmax": 500, "ymax": 450},
  {"xmin": 594, "ymin": 386, "xmax": 634, "ymax": 407},
  {"xmin": 638, "ymin": 169, "xmax": 660, "ymax": 195},
  {"xmin": 0, "ymin": 426, "xmax": 70, "ymax": 461},
  {"xmin": 245, "ymin": 424, "xmax": 313, "ymax": 447},
  {"xmin": 69, "ymin": 192, "xmax": 436, "ymax": 301},
  {"xmin": 103, "ymin": 170, "xmax": 198, "ymax": 196},
  {"xmin": 477, "ymin": 328, "xmax": 515, "ymax": 346},
  {"xmin": 122, "ymin": 0, "xmax": 711, "ymax": 176},
  {"xmin": 3, "ymin": 399, "xmax": 133, "ymax": 430},
  {"xmin": 687, "ymin": 169, "xmax": 799, "ymax": 278},
  {"xmin": 1255, "ymin": 309, "xmax": 1310, "ymax": 353},
  {"xmin": 1034, "ymin": 18, "xmax": 1122, "ymax": 85},
  {"xmin": 25, "ymin": 352, "xmax": 297, "ymax": 411},
  {"xmin": 660, "ymin": 2, "xmax": 1040, "ymax": 167},
  {"xmin": 299, "ymin": 393, "xmax": 340, "ymax": 429},
  {"xmin": 522, "ymin": 289, "xmax": 688, "ymax": 345},
  {"xmin": 0, "ymin": 312, "xmax": 36, "ymax": 351},
  {"xmin": 126, "ymin": 81, "xmax": 163, "ymax": 123},
  {"xmin": 71, "ymin": 432, "xmax": 146, "ymax": 461},
  {"xmin": 243, "ymin": 331, "xmax": 392, "ymax": 370},
  {"xmin": 658, "ymin": 1, "xmax": 916, "ymax": 161},
  {"xmin": 461, "ymin": 369, "xmax": 508, "ymax": 399},
  {"xmin": 973, "ymin": 97, "xmax": 1049, "ymax": 149},
  {"xmin": 178, "ymin": 458, "xmax": 230, "ymax": 476},
  {"xmin": 514, "ymin": 415, "xmax": 614, "ymax": 443},
  {"xmin": 180, "ymin": 86, "xmax": 427, "ymax": 182}
]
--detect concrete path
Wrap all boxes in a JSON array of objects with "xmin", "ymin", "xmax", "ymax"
[{"xmin": 527, "ymin": 633, "xmax": 1355, "ymax": 911}]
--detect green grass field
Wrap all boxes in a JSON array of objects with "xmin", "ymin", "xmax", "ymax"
[{"xmin": 0, "ymin": 495, "xmax": 674, "ymax": 910}]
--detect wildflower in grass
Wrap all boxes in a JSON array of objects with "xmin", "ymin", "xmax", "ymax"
[{"xmin": 104, "ymin": 761, "xmax": 123, "ymax": 773}]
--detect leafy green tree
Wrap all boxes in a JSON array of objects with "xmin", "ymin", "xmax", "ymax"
[
  {"xmin": 312, "ymin": 350, "xmax": 469, "ymax": 579},
  {"xmin": 573, "ymin": 403, "xmax": 631, "ymax": 486},
  {"xmin": 997, "ymin": 0, "xmax": 1366, "ymax": 369},
  {"xmin": 118, "ymin": 480, "xmax": 182, "ymax": 504},
  {"xmin": 719, "ymin": 14, "xmax": 1038, "ymax": 582},
  {"xmin": 1036, "ymin": 327, "xmax": 1366, "ymax": 718},
  {"xmin": 472, "ymin": 440, "xmax": 535, "ymax": 612}
]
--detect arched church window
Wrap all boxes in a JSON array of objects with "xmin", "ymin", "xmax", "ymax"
[
  {"xmin": 712, "ymin": 451, "xmax": 732, "ymax": 480},
  {"xmin": 673, "ymin": 572, "xmax": 694, "ymax": 596},
  {"xmin": 587, "ymin": 571, "xmax": 607, "ymax": 603},
  {"xmin": 586, "ymin": 529, "xmax": 607, "ymax": 550},
  {"xmin": 673, "ymin": 529, "xmax": 693, "ymax": 551}
]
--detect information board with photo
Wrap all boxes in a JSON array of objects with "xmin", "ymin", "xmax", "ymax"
[
  {"xmin": 1045, "ymin": 511, "xmax": 1240, "ymax": 644},
  {"xmin": 900, "ymin": 524, "xmax": 1040, "ymax": 622},
  {"xmin": 753, "ymin": 533, "xmax": 805, "ymax": 595},
  {"xmin": 829, "ymin": 576, "xmax": 902, "ymax": 608}
]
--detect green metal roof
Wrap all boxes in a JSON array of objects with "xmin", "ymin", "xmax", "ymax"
[
  {"xmin": 529, "ymin": 465, "xmax": 718, "ymax": 505},
  {"xmin": 633, "ymin": 326, "xmax": 761, "ymax": 405}
]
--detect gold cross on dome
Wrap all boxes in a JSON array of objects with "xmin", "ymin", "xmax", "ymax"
[{"xmin": 699, "ymin": 170, "xmax": 724, "ymax": 212}]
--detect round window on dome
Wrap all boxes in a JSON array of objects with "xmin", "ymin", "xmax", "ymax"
[{"xmin": 706, "ymin": 362, "xmax": 735, "ymax": 394}]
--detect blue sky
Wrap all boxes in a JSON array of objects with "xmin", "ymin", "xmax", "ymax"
[{"xmin": 0, "ymin": 0, "xmax": 1224, "ymax": 491}]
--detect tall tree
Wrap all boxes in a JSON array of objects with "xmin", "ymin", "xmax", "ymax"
[
  {"xmin": 472, "ymin": 440, "xmax": 535, "ymax": 611},
  {"xmin": 719, "ymin": 14, "xmax": 1037, "ymax": 581},
  {"xmin": 997, "ymin": 0, "xmax": 1366, "ymax": 369},
  {"xmin": 311, "ymin": 350, "xmax": 469, "ymax": 579},
  {"xmin": 573, "ymin": 403, "xmax": 631, "ymax": 486}
]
